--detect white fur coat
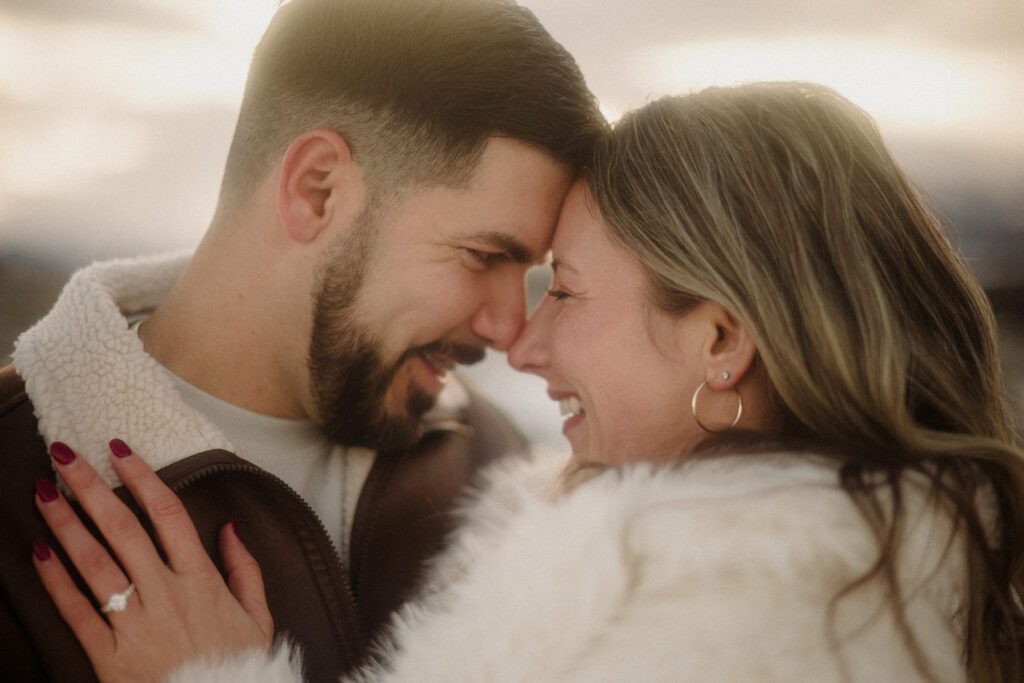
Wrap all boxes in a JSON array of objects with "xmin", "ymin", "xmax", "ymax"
[{"xmin": 171, "ymin": 451, "xmax": 967, "ymax": 682}]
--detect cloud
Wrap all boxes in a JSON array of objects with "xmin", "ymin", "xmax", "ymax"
[
  {"xmin": 526, "ymin": 0, "xmax": 1024, "ymax": 163},
  {"xmin": 1, "ymin": 0, "xmax": 1020, "ymax": 282},
  {"xmin": 0, "ymin": 0, "xmax": 197, "ymax": 31},
  {"xmin": 529, "ymin": 0, "xmax": 1024, "ymax": 50},
  {"xmin": 1, "ymin": 104, "xmax": 239, "ymax": 260}
]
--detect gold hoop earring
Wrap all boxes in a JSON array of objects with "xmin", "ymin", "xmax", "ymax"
[{"xmin": 690, "ymin": 380, "xmax": 743, "ymax": 433}]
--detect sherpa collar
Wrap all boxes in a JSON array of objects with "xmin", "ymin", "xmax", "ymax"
[
  {"xmin": 13, "ymin": 252, "xmax": 470, "ymax": 488},
  {"xmin": 13, "ymin": 252, "xmax": 233, "ymax": 487}
]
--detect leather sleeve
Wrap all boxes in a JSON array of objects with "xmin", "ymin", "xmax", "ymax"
[{"xmin": 0, "ymin": 365, "xmax": 99, "ymax": 681}]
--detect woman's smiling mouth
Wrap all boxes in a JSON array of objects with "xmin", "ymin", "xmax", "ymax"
[{"xmin": 556, "ymin": 394, "xmax": 585, "ymax": 434}]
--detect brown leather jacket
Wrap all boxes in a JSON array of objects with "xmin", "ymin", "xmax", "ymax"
[{"xmin": 0, "ymin": 364, "xmax": 525, "ymax": 682}]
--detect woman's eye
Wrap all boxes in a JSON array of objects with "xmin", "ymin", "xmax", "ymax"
[{"xmin": 546, "ymin": 288, "xmax": 572, "ymax": 301}]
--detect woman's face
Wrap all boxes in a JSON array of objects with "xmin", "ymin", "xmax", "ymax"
[{"xmin": 509, "ymin": 183, "xmax": 712, "ymax": 465}]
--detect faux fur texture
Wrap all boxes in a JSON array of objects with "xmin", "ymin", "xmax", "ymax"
[
  {"xmin": 175, "ymin": 452, "xmax": 967, "ymax": 682},
  {"xmin": 166, "ymin": 643, "xmax": 305, "ymax": 683}
]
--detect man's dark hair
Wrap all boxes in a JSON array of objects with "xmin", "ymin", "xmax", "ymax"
[{"xmin": 219, "ymin": 0, "xmax": 605, "ymax": 206}]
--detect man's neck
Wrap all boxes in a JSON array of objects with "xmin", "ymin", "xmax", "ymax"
[{"xmin": 139, "ymin": 237, "xmax": 313, "ymax": 420}]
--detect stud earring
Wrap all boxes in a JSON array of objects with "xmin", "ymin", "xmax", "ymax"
[{"xmin": 721, "ymin": 370, "xmax": 731, "ymax": 381}]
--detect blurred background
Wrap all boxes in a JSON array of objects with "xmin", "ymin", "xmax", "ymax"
[{"xmin": 2, "ymin": 0, "xmax": 1022, "ymax": 450}]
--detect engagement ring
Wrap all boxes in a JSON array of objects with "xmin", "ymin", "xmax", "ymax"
[{"xmin": 100, "ymin": 583, "xmax": 136, "ymax": 613}]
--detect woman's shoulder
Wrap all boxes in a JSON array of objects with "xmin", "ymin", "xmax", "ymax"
[
  {"xmin": 510, "ymin": 451, "xmax": 851, "ymax": 538},
  {"xmin": 568, "ymin": 452, "xmax": 960, "ymax": 575},
  {"xmin": 485, "ymin": 450, "xmax": 966, "ymax": 639},
  {"xmin": 445, "ymin": 451, "xmax": 910, "ymax": 606},
  {"xmin": 533, "ymin": 451, "xmax": 963, "ymax": 673},
  {"xmin": 461, "ymin": 449, "xmax": 953, "ymax": 561},
  {"xmin": 375, "ymin": 451, "xmax": 966, "ymax": 681}
]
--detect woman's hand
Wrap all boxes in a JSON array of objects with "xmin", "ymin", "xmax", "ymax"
[{"xmin": 31, "ymin": 439, "xmax": 273, "ymax": 683}]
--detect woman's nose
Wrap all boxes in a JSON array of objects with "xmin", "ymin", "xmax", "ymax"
[{"xmin": 508, "ymin": 299, "xmax": 551, "ymax": 373}]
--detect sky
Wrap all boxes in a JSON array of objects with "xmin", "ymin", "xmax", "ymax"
[
  {"xmin": 1, "ymin": 0, "xmax": 1022, "ymax": 263},
  {"xmin": 2, "ymin": 1, "xmax": 1023, "ymax": 445}
]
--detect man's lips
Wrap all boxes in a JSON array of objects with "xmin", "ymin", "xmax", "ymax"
[
  {"xmin": 400, "ymin": 341, "xmax": 486, "ymax": 371},
  {"xmin": 401, "ymin": 341, "xmax": 487, "ymax": 395},
  {"xmin": 432, "ymin": 341, "xmax": 487, "ymax": 367},
  {"xmin": 418, "ymin": 350, "xmax": 453, "ymax": 375}
]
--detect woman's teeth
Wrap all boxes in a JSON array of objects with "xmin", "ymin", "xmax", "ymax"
[{"xmin": 558, "ymin": 396, "xmax": 583, "ymax": 419}]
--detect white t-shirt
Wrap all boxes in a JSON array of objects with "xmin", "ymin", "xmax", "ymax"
[{"xmin": 162, "ymin": 369, "xmax": 375, "ymax": 563}]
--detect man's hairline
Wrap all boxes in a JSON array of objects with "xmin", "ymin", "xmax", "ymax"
[{"xmin": 225, "ymin": 130, "xmax": 576, "ymax": 209}]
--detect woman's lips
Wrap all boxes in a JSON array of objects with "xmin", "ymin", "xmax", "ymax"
[
  {"xmin": 561, "ymin": 410, "xmax": 585, "ymax": 435},
  {"xmin": 550, "ymin": 391, "xmax": 585, "ymax": 435}
]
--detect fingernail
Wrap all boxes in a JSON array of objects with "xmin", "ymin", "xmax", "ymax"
[
  {"xmin": 32, "ymin": 538, "xmax": 51, "ymax": 562},
  {"xmin": 35, "ymin": 477, "xmax": 59, "ymax": 503},
  {"xmin": 109, "ymin": 438, "xmax": 132, "ymax": 458},
  {"xmin": 50, "ymin": 442, "xmax": 76, "ymax": 465},
  {"xmin": 229, "ymin": 518, "xmax": 240, "ymax": 536}
]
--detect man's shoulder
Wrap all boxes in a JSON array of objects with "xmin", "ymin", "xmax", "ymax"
[
  {"xmin": 0, "ymin": 365, "xmax": 91, "ymax": 681},
  {"xmin": 0, "ymin": 363, "xmax": 49, "ymax": 483},
  {"xmin": 0, "ymin": 365, "xmax": 43, "ymax": 457},
  {"xmin": 0, "ymin": 363, "xmax": 29, "ymax": 416},
  {"xmin": 0, "ymin": 364, "xmax": 51, "ymax": 511}
]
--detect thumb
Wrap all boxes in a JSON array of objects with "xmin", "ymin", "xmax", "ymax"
[{"xmin": 219, "ymin": 520, "xmax": 273, "ymax": 637}]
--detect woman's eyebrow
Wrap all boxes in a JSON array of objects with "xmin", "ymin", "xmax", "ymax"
[{"xmin": 551, "ymin": 258, "xmax": 579, "ymax": 274}]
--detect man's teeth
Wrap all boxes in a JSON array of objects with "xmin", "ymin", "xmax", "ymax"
[
  {"xmin": 422, "ymin": 351, "xmax": 453, "ymax": 373},
  {"xmin": 558, "ymin": 396, "xmax": 583, "ymax": 418}
]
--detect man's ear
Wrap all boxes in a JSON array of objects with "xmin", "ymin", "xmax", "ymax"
[
  {"xmin": 696, "ymin": 302, "xmax": 759, "ymax": 390},
  {"xmin": 277, "ymin": 129, "xmax": 357, "ymax": 244}
]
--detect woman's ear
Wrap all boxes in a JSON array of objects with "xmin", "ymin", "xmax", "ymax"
[
  {"xmin": 276, "ymin": 129, "xmax": 356, "ymax": 244},
  {"xmin": 697, "ymin": 302, "xmax": 758, "ymax": 390}
]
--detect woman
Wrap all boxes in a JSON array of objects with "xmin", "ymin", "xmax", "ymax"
[{"xmin": 31, "ymin": 83, "xmax": 1024, "ymax": 681}]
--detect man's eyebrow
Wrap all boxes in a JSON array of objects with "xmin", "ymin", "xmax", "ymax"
[{"xmin": 461, "ymin": 231, "xmax": 534, "ymax": 264}]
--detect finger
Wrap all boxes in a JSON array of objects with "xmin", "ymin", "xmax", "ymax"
[
  {"xmin": 34, "ymin": 474, "xmax": 140, "ymax": 618},
  {"xmin": 31, "ymin": 537, "xmax": 115, "ymax": 659},
  {"xmin": 107, "ymin": 439, "xmax": 213, "ymax": 575},
  {"xmin": 219, "ymin": 521, "xmax": 273, "ymax": 637},
  {"xmin": 48, "ymin": 442, "xmax": 170, "ymax": 588}
]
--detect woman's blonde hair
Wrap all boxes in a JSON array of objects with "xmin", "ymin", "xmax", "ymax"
[{"xmin": 588, "ymin": 82, "xmax": 1024, "ymax": 682}]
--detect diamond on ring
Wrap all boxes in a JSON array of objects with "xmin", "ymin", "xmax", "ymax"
[{"xmin": 100, "ymin": 583, "xmax": 136, "ymax": 613}]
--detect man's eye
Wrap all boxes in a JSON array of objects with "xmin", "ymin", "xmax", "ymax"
[{"xmin": 462, "ymin": 248, "xmax": 506, "ymax": 270}]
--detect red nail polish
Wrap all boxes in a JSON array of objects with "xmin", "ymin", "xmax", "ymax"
[
  {"xmin": 50, "ymin": 442, "xmax": 76, "ymax": 465},
  {"xmin": 109, "ymin": 439, "xmax": 132, "ymax": 458},
  {"xmin": 229, "ymin": 518, "xmax": 240, "ymax": 536},
  {"xmin": 35, "ymin": 477, "xmax": 58, "ymax": 503},
  {"xmin": 32, "ymin": 538, "xmax": 51, "ymax": 562}
]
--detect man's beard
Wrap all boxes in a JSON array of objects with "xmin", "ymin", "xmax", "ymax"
[{"xmin": 307, "ymin": 205, "xmax": 484, "ymax": 451}]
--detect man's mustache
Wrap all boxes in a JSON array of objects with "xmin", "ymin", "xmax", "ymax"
[{"xmin": 404, "ymin": 339, "xmax": 487, "ymax": 367}]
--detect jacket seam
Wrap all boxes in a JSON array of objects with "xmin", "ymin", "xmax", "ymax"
[{"xmin": 0, "ymin": 386, "xmax": 28, "ymax": 418}]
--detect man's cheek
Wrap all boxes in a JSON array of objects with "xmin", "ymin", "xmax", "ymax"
[{"xmin": 384, "ymin": 362, "xmax": 414, "ymax": 415}]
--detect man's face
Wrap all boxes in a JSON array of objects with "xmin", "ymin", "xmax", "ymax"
[{"xmin": 309, "ymin": 137, "xmax": 572, "ymax": 450}]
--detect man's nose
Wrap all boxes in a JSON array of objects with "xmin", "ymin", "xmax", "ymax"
[{"xmin": 471, "ymin": 277, "xmax": 527, "ymax": 351}]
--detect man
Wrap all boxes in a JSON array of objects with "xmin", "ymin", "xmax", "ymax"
[{"xmin": 0, "ymin": 0, "xmax": 604, "ymax": 680}]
